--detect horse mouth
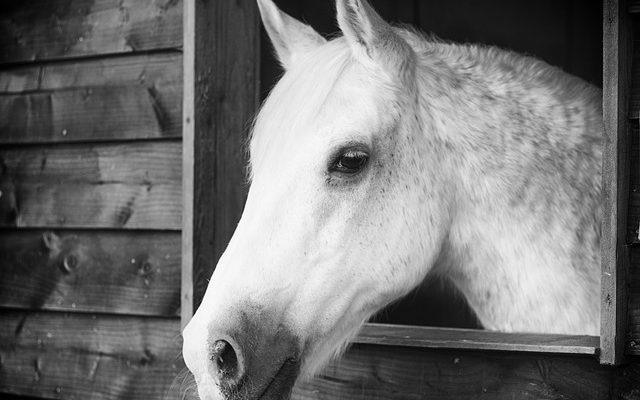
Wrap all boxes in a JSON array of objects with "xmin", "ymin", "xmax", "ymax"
[{"xmin": 257, "ymin": 357, "xmax": 300, "ymax": 400}]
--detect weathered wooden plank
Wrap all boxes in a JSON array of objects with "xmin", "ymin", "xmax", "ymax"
[
  {"xmin": 627, "ymin": 0, "xmax": 640, "ymax": 356},
  {"xmin": 0, "ymin": 86, "xmax": 166, "ymax": 143},
  {"xmin": 0, "ymin": 0, "xmax": 181, "ymax": 64},
  {"xmin": 0, "ymin": 311, "xmax": 185, "ymax": 400},
  {"xmin": 0, "ymin": 53, "xmax": 182, "ymax": 137},
  {"xmin": 630, "ymin": 46, "xmax": 640, "ymax": 118},
  {"xmin": 0, "ymin": 230, "xmax": 180, "ymax": 316},
  {"xmin": 355, "ymin": 324, "xmax": 599, "ymax": 355},
  {"xmin": 182, "ymin": 0, "xmax": 197, "ymax": 327},
  {"xmin": 0, "ymin": 141, "xmax": 181, "ymax": 229},
  {"xmin": 601, "ymin": 0, "xmax": 633, "ymax": 366},
  {"xmin": 292, "ymin": 344, "xmax": 610, "ymax": 400},
  {"xmin": 628, "ymin": 246, "xmax": 640, "ymax": 354},
  {"xmin": 0, "ymin": 395, "xmax": 48, "ymax": 400},
  {"xmin": 182, "ymin": 0, "xmax": 259, "ymax": 324}
]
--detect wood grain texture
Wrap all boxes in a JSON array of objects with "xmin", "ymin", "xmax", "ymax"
[
  {"xmin": 0, "ymin": 0, "xmax": 181, "ymax": 64},
  {"xmin": 0, "ymin": 141, "xmax": 181, "ymax": 229},
  {"xmin": 0, "ymin": 230, "xmax": 180, "ymax": 316},
  {"xmin": 625, "ymin": 2, "xmax": 640, "ymax": 355},
  {"xmin": 601, "ymin": 0, "xmax": 632, "ymax": 366},
  {"xmin": 182, "ymin": 0, "xmax": 260, "ymax": 319},
  {"xmin": 631, "ymin": 46, "xmax": 640, "ymax": 118},
  {"xmin": 355, "ymin": 324, "xmax": 599, "ymax": 355},
  {"xmin": 0, "ymin": 86, "xmax": 165, "ymax": 143},
  {"xmin": 628, "ymin": 247, "xmax": 640, "ymax": 354},
  {"xmin": 181, "ymin": 0, "xmax": 196, "ymax": 327},
  {"xmin": 628, "ymin": 123, "xmax": 640, "ymax": 353},
  {"xmin": 292, "ymin": 344, "xmax": 611, "ymax": 400},
  {"xmin": 0, "ymin": 311, "xmax": 185, "ymax": 400},
  {"xmin": 0, "ymin": 395, "xmax": 48, "ymax": 400},
  {"xmin": 0, "ymin": 53, "xmax": 182, "ymax": 137}
]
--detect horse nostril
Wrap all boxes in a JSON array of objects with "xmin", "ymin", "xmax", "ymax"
[{"xmin": 211, "ymin": 339, "xmax": 239, "ymax": 380}]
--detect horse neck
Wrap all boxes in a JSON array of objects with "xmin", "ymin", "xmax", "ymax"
[{"xmin": 411, "ymin": 38, "xmax": 602, "ymax": 334}]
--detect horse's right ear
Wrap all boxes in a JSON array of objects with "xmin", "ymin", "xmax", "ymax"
[
  {"xmin": 336, "ymin": 0, "xmax": 415, "ymax": 84},
  {"xmin": 257, "ymin": 0, "xmax": 326, "ymax": 70}
]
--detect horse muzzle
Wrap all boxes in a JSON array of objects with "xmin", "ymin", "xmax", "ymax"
[{"xmin": 183, "ymin": 306, "xmax": 303, "ymax": 400}]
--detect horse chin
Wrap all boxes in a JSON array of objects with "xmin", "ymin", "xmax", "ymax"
[{"xmin": 208, "ymin": 357, "xmax": 300, "ymax": 400}]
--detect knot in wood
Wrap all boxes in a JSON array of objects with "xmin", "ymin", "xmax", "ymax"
[{"xmin": 61, "ymin": 254, "xmax": 77, "ymax": 274}]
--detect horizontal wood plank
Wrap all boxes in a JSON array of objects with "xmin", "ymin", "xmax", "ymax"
[
  {"xmin": 0, "ymin": 311, "xmax": 185, "ymax": 400},
  {"xmin": 293, "ymin": 343, "xmax": 611, "ymax": 400},
  {"xmin": 0, "ymin": 53, "xmax": 182, "ymax": 138},
  {"xmin": 0, "ymin": 0, "xmax": 181, "ymax": 64},
  {"xmin": 0, "ymin": 141, "xmax": 181, "ymax": 229},
  {"xmin": 0, "ymin": 395, "xmax": 49, "ymax": 400},
  {"xmin": 355, "ymin": 324, "xmax": 600, "ymax": 355},
  {"xmin": 0, "ymin": 86, "xmax": 166, "ymax": 143},
  {"xmin": 0, "ymin": 230, "xmax": 180, "ymax": 316}
]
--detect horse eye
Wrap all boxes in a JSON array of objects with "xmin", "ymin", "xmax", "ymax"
[{"xmin": 330, "ymin": 149, "xmax": 369, "ymax": 174}]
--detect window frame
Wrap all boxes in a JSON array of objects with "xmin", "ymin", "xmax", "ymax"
[{"xmin": 181, "ymin": 0, "xmax": 631, "ymax": 367}]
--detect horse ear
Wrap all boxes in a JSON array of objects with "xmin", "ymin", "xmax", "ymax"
[
  {"xmin": 257, "ymin": 0, "xmax": 326, "ymax": 70},
  {"xmin": 336, "ymin": 0, "xmax": 415, "ymax": 81}
]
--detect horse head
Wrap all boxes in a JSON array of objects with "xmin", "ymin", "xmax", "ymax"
[
  {"xmin": 182, "ymin": 0, "xmax": 452, "ymax": 398},
  {"xmin": 182, "ymin": 0, "xmax": 603, "ymax": 398}
]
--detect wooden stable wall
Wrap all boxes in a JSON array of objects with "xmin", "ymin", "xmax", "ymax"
[
  {"xmin": 1, "ymin": 1, "xmax": 640, "ymax": 400},
  {"xmin": 0, "ymin": 1, "xmax": 184, "ymax": 399}
]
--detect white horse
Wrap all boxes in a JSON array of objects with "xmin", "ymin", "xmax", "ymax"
[{"xmin": 183, "ymin": 0, "xmax": 602, "ymax": 398}]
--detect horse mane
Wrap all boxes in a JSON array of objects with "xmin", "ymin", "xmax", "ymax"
[{"xmin": 398, "ymin": 25, "xmax": 601, "ymax": 105}]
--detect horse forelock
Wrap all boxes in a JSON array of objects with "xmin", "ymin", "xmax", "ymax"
[
  {"xmin": 247, "ymin": 35, "xmax": 415, "ymax": 183},
  {"xmin": 248, "ymin": 39, "xmax": 352, "ymax": 182}
]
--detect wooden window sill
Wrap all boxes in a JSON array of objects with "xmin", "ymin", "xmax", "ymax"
[{"xmin": 353, "ymin": 323, "xmax": 599, "ymax": 356}]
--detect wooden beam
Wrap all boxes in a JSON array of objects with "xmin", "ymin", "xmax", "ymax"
[
  {"xmin": 601, "ymin": 0, "xmax": 633, "ymax": 365},
  {"xmin": 0, "ymin": 230, "xmax": 180, "ymax": 316},
  {"xmin": 181, "ymin": 0, "xmax": 260, "ymax": 327}
]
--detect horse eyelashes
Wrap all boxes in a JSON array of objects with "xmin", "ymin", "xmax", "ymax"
[{"xmin": 329, "ymin": 148, "xmax": 370, "ymax": 175}]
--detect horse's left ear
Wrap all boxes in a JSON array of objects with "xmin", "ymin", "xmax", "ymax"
[
  {"xmin": 257, "ymin": 0, "xmax": 326, "ymax": 70},
  {"xmin": 336, "ymin": 0, "xmax": 415, "ymax": 82}
]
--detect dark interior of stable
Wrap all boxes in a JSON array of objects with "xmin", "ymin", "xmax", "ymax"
[{"xmin": 259, "ymin": 0, "xmax": 603, "ymax": 329}]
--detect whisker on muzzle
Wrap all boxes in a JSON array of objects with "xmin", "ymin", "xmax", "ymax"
[{"xmin": 166, "ymin": 366, "xmax": 200, "ymax": 400}]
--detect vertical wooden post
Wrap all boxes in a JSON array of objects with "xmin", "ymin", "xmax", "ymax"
[
  {"xmin": 601, "ymin": 0, "xmax": 632, "ymax": 365},
  {"xmin": 182, "ymin": 0, "xmax": 260, "ymax": 329}
]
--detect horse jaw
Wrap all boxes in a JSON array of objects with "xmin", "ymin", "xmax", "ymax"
[{"xmin": 184, "ymin": 35, "xmax": 445, "ymax": 399}]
